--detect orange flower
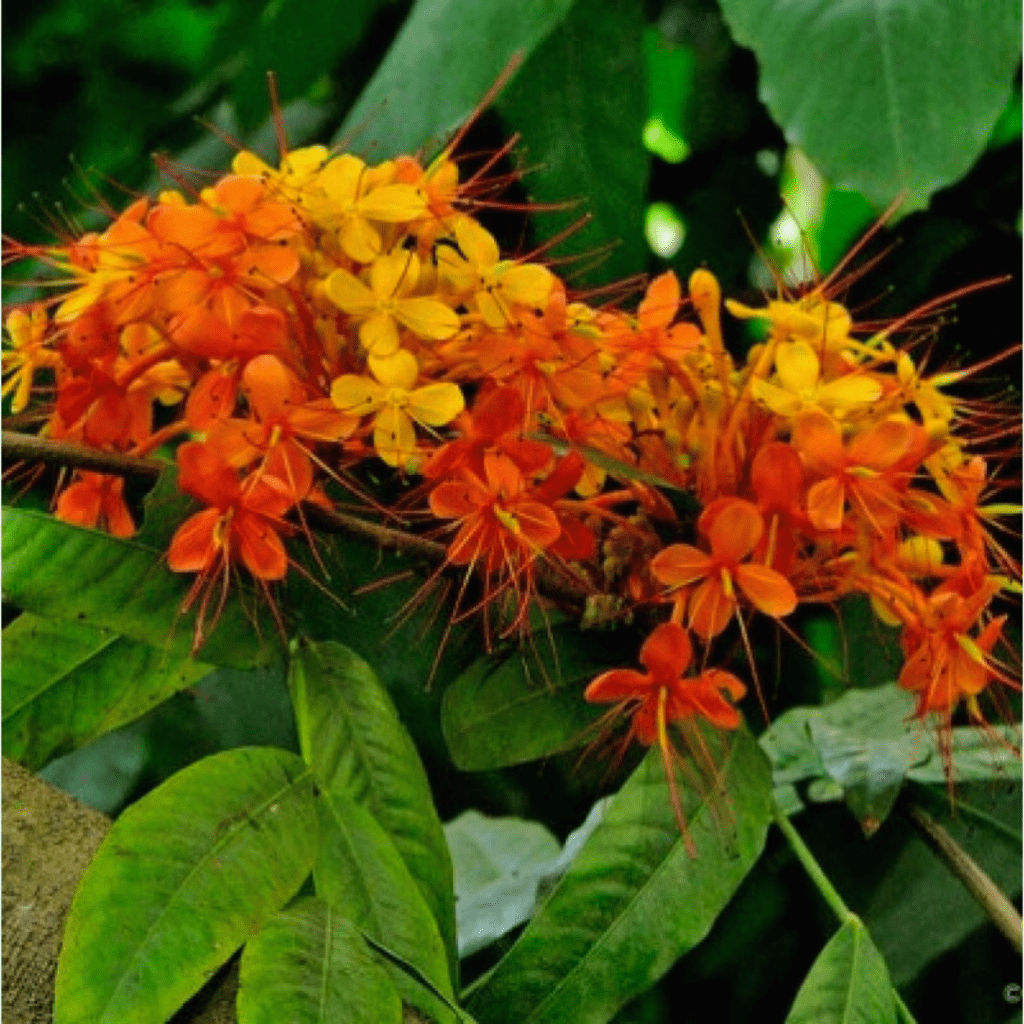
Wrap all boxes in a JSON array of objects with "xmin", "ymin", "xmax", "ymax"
[
  {"xmin": 55, "ymin": 472, "xmax": 135, "ymax": 537},
  {"xmin": 651, "ymin": 499, "xmax": 797, "ymax": 639},
  {"xmin": 585, "ymin": 622, "xmax": 746, "ymax": 743},
  {"xmin": 167, "ymin": 442, "xmax": 299, "ymax": 581}
]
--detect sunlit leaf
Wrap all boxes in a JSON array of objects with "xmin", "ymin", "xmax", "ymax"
[
  {"xmin": 2, "ymin": 612, "xmax": 210, "ymax": 771},
  {"xmin": 289, "ymin": 639, "xmax": 458, "ymax": 976},
  {"xmin": 785, "ymin": 918, "xmax": 897, "ymax": 1024},
  {"xmin": 54, "ymin": 747, "xmax": 320, "ymax": 1024},
  {"xmin": 237, "ymin": 896, "xmax": 403, "ymax": 1024},
  {"xmin": 466, "ymin": 727, "xmax": 772, "ymax": 1024}
]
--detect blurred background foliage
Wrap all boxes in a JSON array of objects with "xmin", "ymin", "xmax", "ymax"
[{"xmin": 3, "ymin": 0, "xmax": 1021, "ymax": 1021}]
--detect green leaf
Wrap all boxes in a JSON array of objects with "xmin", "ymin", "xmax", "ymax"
[
  {"xmin": 441, "ymin": 622, "xmax": 637, "ymax": 771},
  {"xmin": 2, "ymin": 506, "xmax": 273, "ymax": 669},
  {"xmin": 717, "ymin": 0, "xmax": 1022, "ymax": 209},
  {"xmin": 289, "ymin": 640, "xmax": 458, "ymax": 977},
  {"xmin": 495, "ymin": 0, "xmax": 650, "ymax": 283},
  {"xmin": 466, "ymin": 727, "xmax": 772, "ymax": 1024},
  {"xmin": 336, "ymin": 0, "xmax": 580, "ymax": 157},
  {"xmin": 2, "ymin": 612, "xmax": 210, "ymax": 771},
  {"xmin": 759, "ymin": 683, "xmax": 1021, "ymax": 827},
  {"xmin": 785, "ymin": 918, "xmax": 897, "ymax": 1024},
  {"xmin": 54, "ymin": 747, "xmax": 320, "ymax": 1024},
  {"xmin": 238, "ymin": 896, "xmax": 403, "ymax": 1024},
  {"xmin": 314, "ymin": 791, "xmax": 455, "ymax": 1021}
]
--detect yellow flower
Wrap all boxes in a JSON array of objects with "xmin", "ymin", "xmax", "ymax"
[
  {"xmin": 330, "ymin": 350, "xmax": 464, "ymax": 469},
  {"xmin": 750, "ymin": 340, "xmax": 880, "ymax": 418},
  {"xmin": 304, "ymin": 154, "xmax": 426, "ymax": 262},
  {"xmin": 2, "ymin": 305, "xmax": 56, "ymax": 413},
  {"xmin": 726, "ymin": 292, "xmax": 853, "ymax": 349},
  {"xmin": 436, "ymin": 217, "xmax": 552, "ymax": 329},
  {"xmin": 232, "ymin": 146, "xmax": 330, "ymax": 201},
  {"xmin": 324, "ymin": 250, "xmax": 461, "ymax": 359}
]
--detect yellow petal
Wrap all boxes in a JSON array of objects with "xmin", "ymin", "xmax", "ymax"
[
  {"xmin": 331, "ymin": 374, "xmax": 386, "ymax": 416},
  {"xmin": 817, "ymin": 373, "xmax": 882, "ymax": 410},
  {"xmin": 476, "ymin": 290, "xmax": 510, "ymax": 330},
  {"xmin": 324, "ymin": 268, "xmax": 377, "ymax": 316},
  {"xmin": 373, "ymin": 406, "xmax": 417, "ymax": 467},
  {"xmin": 750, "ymin": 377, "xmax": 801, "ymax": 417},
  {"xmin": 774, "ymin": 341, "xmax": 820, "ymax": 394},
  {"xmin": 359, "ymin": 312, "xmax": 400, "ymax": 357},
  {"xmin": 358, "ymin": 184, "xmax": 426, "ymax": 223},
  {"xmin": 395, "ymin": 297, "xmax": 461, "ymax": 340},
  {"xmin": 338, "ymin": 215, "xmax": 382, "ymax": 263},
  {"xmin": 370, "ymin": 347, "xmax": 419, "ymax": 389},
  {"xmin": 318, "ymin": 154, "xmax": 364, "ymax": 204},
  {"xmin": 232, "ymin": 151, "xmax": 273, "ymax": 177},
  {"xmin": 409, "ymin": 382, "xmax": 465, "ymax": 426},
  {"xmin": 370, "ymin": 250, "xmax": 419, "ymax": 298},
  {"xmin": 497, "ymin": 263, "xmax": 553, "ymax": 308},
  {"xmin": 456, "ymin": 218, "xmax": 500, "ymax": 268}
]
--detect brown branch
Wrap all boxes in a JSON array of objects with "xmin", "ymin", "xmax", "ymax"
[
  {"xmin": 2, "ymin": 430, "xmax": 592, "ymax": 605},
  {"xmin": 905, "ymin": 801, "xmax": 1022, "ymax": 954}
]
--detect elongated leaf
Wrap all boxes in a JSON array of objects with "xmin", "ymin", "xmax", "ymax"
[
  {"xmin": 238, "ymin": 896, "xmax": 403, "ymax": 1024},
  {"xmin": 289, "ymin": 640, "xmax": 457, "ymax": 976},
  {"xmin": 466, "ymin": 727, "xmax": 772, "ymax": 1024},
  {"xmin": 337, "ymin": 0, "xmax": 579, "ymax": 157},
  {"xmin": 314, "ymin": 790, "xmax": 455, "ymax": 1021},
  {"xmin": 442, "ymin": 623, "xmax": 637, "ymax": 770},
  {"xmin": 3, "ymin": 613, "xmax": 210, "ymax": 771},
  {"xmin": 785, "ymin": 918, "xmax": 897, "ymax": 1024},
  {"xmin": 496, "ymin": 0, "xmax": 649, "ymax": 283},
  {"xmin": 2, "ymin": 506, "xmax": 273, "ymax": 669},
  {"xmin": 718, "ymin": 0, "xmax": 1022, "ymax": 209},
  {"xmin": 54, "ymin": 747, "xmax": 320, "ymax": 1024}
]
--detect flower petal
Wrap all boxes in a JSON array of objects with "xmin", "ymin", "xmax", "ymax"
[
  {"xmin": 584, "ymin": 669, "xmax": 652, "ymax": 704},
  {"xmin": 639, "ymin": 621, "xmax": 692, "ymax": 682},
  {"xmin": 735, "ymin": 563, "xmax": 798, "ymax": 618},
  {"xmin": 651, "ymin": 544, "xmax": 712, "ymax": 587}
]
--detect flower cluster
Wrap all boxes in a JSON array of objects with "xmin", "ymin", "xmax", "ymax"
[{"xmin": 5, "ymin": 138, "xmax": 1019, "ymax": 768}]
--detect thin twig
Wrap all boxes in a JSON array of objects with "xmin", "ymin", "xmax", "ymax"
[
  {"xmin": 1, "ymin": 430, "xmax": 592, "ymax": 605},
  {"xmin": 904, "ymin": 800, "xmax": 1023, "ymax": 954}
]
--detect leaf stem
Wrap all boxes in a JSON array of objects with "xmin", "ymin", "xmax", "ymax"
[{"xmin": 771, "ymin": 795, "xmax": 852, "ymax": 924}]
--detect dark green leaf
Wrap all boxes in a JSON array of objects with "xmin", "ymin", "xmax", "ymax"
[
  {"xmin": 466, "ymin": 727, "xmax": 772, "ymax": 1024},
  {"xmin": 2, "ymin": 612, "xmax": 210, "ymax": 771},
  {"xmin": 238, "ymin": 895, "xmax": 403, "ymax": 1024},
  {"xmin": 289, "ymin": 640, "xmax": 457, "ymax": 976},
  {"xmin": 441, "ymin": 623, "xmax": 637, "ymax": 770},
  {"xmin": 496, "ymin": 0, "xmax": 650, "ymax": 283},
  {"xmin": 337, "ymin": 0, "xmax": 580, "ymax": 157},
  {"xmin": 717, "ymin": 0, "xmax": 1022, "ymax": 208},
  {"xmin": 314, "ymin": 790, "xmax": 455, "ymax": 1021},
  {"xmin": 54, "ymin": 747, "xmax": 320, "ymax": 1024},
  {"xmin": 2, "ymin": 506, "xmax": 274, "ymax": 669},
  {"xmin": 785, "ymin": 918, "xmax": 897, "ymax": 1024}
]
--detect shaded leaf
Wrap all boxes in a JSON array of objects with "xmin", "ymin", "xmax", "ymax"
[
  {"xmin": 785, "ymin": 917, "xmax": 897, "ymax": 1024},
  {"xmin": 496, "ymin": 0, "xmax": 650, "ymax": 283},
  {"xmin": 2, "ymin": 612, "xmax": 210, "ymax": 771},
  {"xmin": 466, "ymin": 727, "xmax": 772, "ymax": 1024},
  {"xmin": 337, "ymin": 0, "xmax": 579, "ymax": 157},
  {"xmin": 289, "ymin": 639, "xmax": 457, "ymax": 976},
  {"xmin": 717, "ymin": 0, "xmax": 1022, "ymax": 209},
  {"xmin": 2, "ymin": 507, "xmax": 274, "ymax": 669},
  {"xmin": 314, "ymin": 790, "xmax": 455, "ymax": 1021},
  {"xmin": 441, "ymin": 622, "xmax": 637, "ymax": 771},
  {"xmin": 238, "ymin": 895, "xmax": 403, "ymax": 1024},
  {"xmin": 54, "ymin": 747, "xmax": 320, "ymax": 1024}
]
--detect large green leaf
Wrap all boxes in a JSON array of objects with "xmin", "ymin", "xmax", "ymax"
[
  {"xmin": 466, "ymin": 727, "xmax": 772, "ymax": 1024},
  {"xmin": 2, "ymin": 507, "xmax": 273, "ymax": 669},
  {"xmin": 289, "ymin": 639, "xmax": 458, "ymax": 976},
  {"xmin": 54, "ymin": 747, "xmax": 320, "ymax": 1024},
  {"xmin": 441, "ymin": 622, "xmax": 638, "ymax": 771},
  {"xmin": 495, "ymin": 0, "xmax": 649, "ymax": 283},
  {"xmin": 717, "ymin": 0, "xmax": 1022, "ymax": 209},
  {"xmin": 237, "ymin": 896, "xmax": 403, "ymax": 1024},
  {"xmin": 785, "ymin": 918, "xmax": 897, "ymax": 1024},
  {"xmin": 314, "ymin": 791, "xmax": 455, "ymax": 1021},
  {"xmin": 336, "ymin": 0, "xmax": 579, "ymax": 157},
  {"xmin": 2, "ymin": 613, "xmax": 210, "ymax": 771}
]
